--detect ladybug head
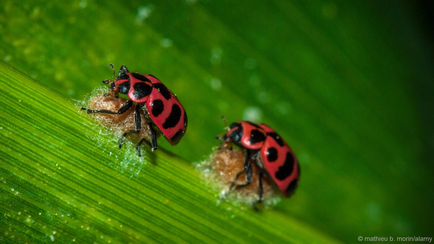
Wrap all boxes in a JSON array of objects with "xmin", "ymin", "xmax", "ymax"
[
  {"xmin": 102, "ymin": 77, "xmax": 130, "ymax": 94},
  {"xmin": 115, "ymin": 65, "xmax": 130, "ymax": 94},
  {"xmin": 111, "ymin": 79, "xmax": 130, "ymax": 94},
  {"xmin": 102, "ymin": 64, "xmax": 131, "ymax": 95},
  {"xmin": 226, "ymin": 122, "xmax": 243, "ymax": 144},
  {"xmin": 216, "ymin": 119, "xmax": 243, "ymax": 150}
]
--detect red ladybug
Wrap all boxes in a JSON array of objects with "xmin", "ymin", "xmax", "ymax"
[
  {"xmin": 82, "ymin": 64, "xmax": 187, "ymax": 156},
  {"xmin": 217, "ymin": 119, "xmax": 300, "ymax": 207}
]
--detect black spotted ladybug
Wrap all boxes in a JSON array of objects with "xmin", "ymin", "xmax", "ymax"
[
  {"xmin": 217, "ymin": 119, "xmax": 300, "ymax": 208},
  {"xmin": 82, "ymin": 64, "xmax": 187, "ymax": 156}
]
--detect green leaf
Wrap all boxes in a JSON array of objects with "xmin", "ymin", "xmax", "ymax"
[
  {"xmin": 0, "ymin": 63, "xmax": 339, "ymax": 243},
  {"xmin": 1, "ymin": 0, "xmax": 434, "ymax": 243}
]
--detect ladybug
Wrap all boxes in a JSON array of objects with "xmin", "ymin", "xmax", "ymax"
[
  {"xmin": 217, "ymin": 119, "xmax": 300, "ymax": 208},
  {"xmin": 82, "ymin": 64, "xmax": 187, "ymax": 156}
]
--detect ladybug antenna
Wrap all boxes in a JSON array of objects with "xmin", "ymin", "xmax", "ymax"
[
  {"xmin": 109, "ymin": 63, "xmax": 116, "ymax": 80},
  {"xmin": 222, "ymin": 116, "xmax": 229, "ymax": 132},
  {"xmin": 215, "ymin": 116, "xmax": 229, "ymax": 140}
]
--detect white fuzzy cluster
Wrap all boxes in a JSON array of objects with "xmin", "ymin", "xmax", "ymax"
[{"xmin": 76, "ymin": 86, "xmax": 148, "ymax": 177}]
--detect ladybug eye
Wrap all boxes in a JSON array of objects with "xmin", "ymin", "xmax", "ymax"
[
  {"xmin": 229, "ymin": 128, "xmax": 242, "ymax": 142},
  {"xmin": 233, "ymin": 133, "xmax": 240, "ymax": 142},
  {"xmin": 120, "ymin": 85, "xmax": 129, "ymax": 93},
  {"xmin": 117, "ymin": 81, "xmax": 130, "ymax": 94},
  {"xmin": 110, "ymin": 82, "xmax": 115, "ymax": 90}
]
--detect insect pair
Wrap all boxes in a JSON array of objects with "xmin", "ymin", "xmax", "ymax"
[{"xmin": 82, "ymin": 64, "xmax": 299, "ymax": 207}]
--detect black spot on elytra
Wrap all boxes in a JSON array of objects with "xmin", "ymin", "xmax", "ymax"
[
  {"xmin": 133, "ymin": 82, "xmax": 152, "ymax": 99},
  {"xmin": 118, "ymin": 80, "xmax": 130, "ymax": 94},
  {"xmin": 131, "ymin": 72, "xmax": 151, "ymax": 82},
  {"xmin": 268, "ymin": 132, "xmax": 284, "ymax": 147},
  {"xmin": 266, "ymin": 147, "xmax": 278, "ymax": 162},
  {"xmin": 275, "ymin": 152, "xmax": 294, "ymax": 180},
  {"xmin": 171, "ymin": 129, "xmax": 184, "ymax": 144},
  {"xmin": 151, "ymin": 99, "xmax": 164, "ymax": 117},
  {"xmin": 163, "ymin": 104, "xmax": 181, "ymax": 129},
  {"xmin": 250, "ymin": 129, "xmax": 266, "ymax": 144},
  {"xmin": 153, "ymin": 83, "xmax": 172, "ymax": 100},
  {"xmin": 285, "ymin": 179, "xmax": 298, "ymax": 197}
]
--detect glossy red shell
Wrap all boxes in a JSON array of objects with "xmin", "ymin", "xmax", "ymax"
[
  {"xmin": 226, "ymin": 121, "xmax": 299, "ymax": 197},
  {"xmin": 114, "ymin": 72, "xmax": 187, "ymax": 145},
  {"xmin": 144, "ymin": 75, "xmax": 187, "ymax": 145},
  {"xmin": 258, "ymin": 123, "xmax": 300, "ymax": 197}
]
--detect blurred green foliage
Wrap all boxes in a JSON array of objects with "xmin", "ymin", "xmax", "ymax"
[{"xmin": 1, "ymin": 0, "xmax": 433, "ymax": 243}]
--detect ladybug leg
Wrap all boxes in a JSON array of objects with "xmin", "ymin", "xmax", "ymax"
[
  {"xmin": 102, "ymin": 79, "xmax": 113, "ymax": 85},
  {"xmin": 233, "ymin": 162, "xmax": 252, "ymax": 191},
  {"xmin": 81, "ymin": 100, "xmax": 132, "ymax": 115},
  {"xmin": 136, "ymin": 109, "xmax": 158, "ymax": 155},
  {"xmin": 149, "ymin": 125, "xmax": 158, "ymax": 150},
  {"xmin": 136, "ymin": 138, "xmax": 150, "ymax": 156},
  {"xmin": 136, "ymin": 125, "xmax": 158, "ymax": 156},
  {"xmin": 217, "ymin": 137, "xmax": 232, "ymax": 150},
  {"xmin": 102, "ymin": 89, "xmax": 119, "ymax": 99},
  {"xmin": 226, "ymin": 149, "xmax": 251, "ymax": 195},
  {"xmin": 253, "ymin": 173, "xmax": 264, "ymax": 211},
  {"xmin": 119, "ymin": 104, "xmax": 142, "ymax": 150}
]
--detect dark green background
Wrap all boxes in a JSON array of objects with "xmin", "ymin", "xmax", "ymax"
[{"xmin": 1, "ymin": 0, "xmax": 433, "ymax": 242}]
